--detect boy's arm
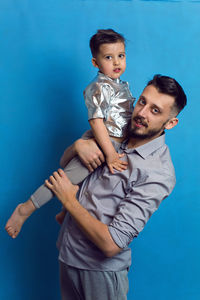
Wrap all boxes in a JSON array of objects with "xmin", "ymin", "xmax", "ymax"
[{"xmin": 89, "ymin": 118, "xmax": 128, "ymax": 173}]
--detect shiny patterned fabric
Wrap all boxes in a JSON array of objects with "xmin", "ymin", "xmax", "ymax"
[{"xmin": 84, "ymin": 72, "xmax": 135, "ymax": 137}]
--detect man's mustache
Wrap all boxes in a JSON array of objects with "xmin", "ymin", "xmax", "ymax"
[{"xmin": 133, "ymin": 116, "xmax": 148, "ymax": 128}]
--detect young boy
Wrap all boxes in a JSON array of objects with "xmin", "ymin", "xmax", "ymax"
[{"xmin": 5, "ymin": 29, "xmax": 135, "ymax": 238}]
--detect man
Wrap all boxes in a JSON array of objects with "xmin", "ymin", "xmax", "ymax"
[{"xmin": 45, "ymin": 74, "xmax": 187, "ymax": 300}]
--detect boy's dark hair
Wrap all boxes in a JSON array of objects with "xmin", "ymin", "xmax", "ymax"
[
  {"xmin": 147, "ymin": 74, "xmax": 187, "ymax": 115},
  {"xmin": 90, "ymin": 29, "xmax": 125, "ymax": 57}
]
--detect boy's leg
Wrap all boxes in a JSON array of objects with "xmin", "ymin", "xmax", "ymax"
[
  {"xmin": 5, "ymin": 156, "xmax": 90, "ymax": 238},
  {"xmin": 5, "ymin": 137, "xmax": 120, "ymax": 238},
  {"xmin": 5, "ymin": 199, "xmax": 36, "ymax": 238},
  {"xmin": 31, "ymin": 141, "xmax": 121, "ymax": 208},
  {"xmin": 31, "ymin": 155, "xmax": 90, "ymax": 208}
]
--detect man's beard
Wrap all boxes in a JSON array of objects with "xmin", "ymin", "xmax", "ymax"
[
  {"xmin": 128, "ymin": 126, "xmax": 164, "ymax": 140},
  {"xmin": 128, "ymin": 117, "xmax": 166, "ymax": 140}
]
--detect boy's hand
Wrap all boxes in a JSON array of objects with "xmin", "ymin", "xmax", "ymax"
[
  {"xmin": 45, "ymin": 169, "xmax": 79, "ymax": 207},
  {"xmin": 106, "ymin": 152, "xmax": 128, "ymax": 174}
]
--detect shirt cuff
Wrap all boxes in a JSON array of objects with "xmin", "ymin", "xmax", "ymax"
[{"xmin": 108, "ymin": 224, "xmax": 137, "ymax": 249}]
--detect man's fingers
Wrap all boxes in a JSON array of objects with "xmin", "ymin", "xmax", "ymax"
[
  {"xmin": 50, "ymin": 175, "xmax": 57, "ymax": 183},
  {"xmin": 45, "ymin": 179, "xmax": 53, "ymax": 188},
  {"xmin": 86, "ymin": 157, "xmax": 103, "ymax": 172},
  {"xmin": 53, "ymin": 171, "xmax": 60, "ymax": 180},
  {"xmin": 91, "ymin": 161, "xmax": 98, "ymax": 169},
  {"xmin": 99, "ymin": 153, "xmax": 105, "ymax": 163},
  {"xmin": 86, "ymin": 163, "xmax": 94, "ymax": 172},
  {"xmin": 58, "ymin": 168, "xmax": 68, "ymax": 179},
  {"xmin": 95, "ymin": 158, "xmax": 102, "ymax": 167},
  {"xmin": 58, "ymin": 168, "xmax": 64, "ymax": 175}
]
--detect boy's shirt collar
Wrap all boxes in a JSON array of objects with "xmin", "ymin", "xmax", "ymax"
[{"xmin": 98, "ymin": 71, "xmax": 120, "ymax": 84}]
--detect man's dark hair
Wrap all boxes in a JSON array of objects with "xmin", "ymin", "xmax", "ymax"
[
  {"xmin": 90, "ymin": 29, "xmax": 125, "ymax": 58},
  {"xmin": 147, "ymin": 74, "xmax": 187, "ymax": 115}
]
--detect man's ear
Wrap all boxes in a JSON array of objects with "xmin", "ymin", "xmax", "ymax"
[
  {"xmin": 92, "ymin": 58, "xmax": 99, "ymax": 68},
  {"xmin": 165, "ymin": 117, "xmax": 179, "ymax": 130}
]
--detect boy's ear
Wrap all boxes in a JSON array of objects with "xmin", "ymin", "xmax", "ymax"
[
  {"xmin": 92, "ymin": 58, "xmax": 99, "ymax": 68},
  {"xmin": 164, "ymin": 117, "xmax": 179, "ymax": 130}
]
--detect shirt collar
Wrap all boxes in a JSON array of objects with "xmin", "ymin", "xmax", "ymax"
[
  {"xmin": 98, "ymin": 71, "xmax": 120, "ymax": 84},
  {"xmin": 121, "ymin": 132, "xmax": 166, "ymax": 159}
]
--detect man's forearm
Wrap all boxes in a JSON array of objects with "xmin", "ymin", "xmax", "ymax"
[
  {"xmin": 45, "ymin": 169, "xmax": 120, "ymax": 257},
  {"xmin": 64, "ymin": 195, "xmax": 121, "ymax": 258}
]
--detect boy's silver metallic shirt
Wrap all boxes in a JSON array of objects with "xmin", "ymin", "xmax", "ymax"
[{"xmin": 84, "ymin": 72, "xmax": 135, "ymax": 138}]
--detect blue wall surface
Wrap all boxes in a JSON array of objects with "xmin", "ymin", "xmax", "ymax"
[{"xmin": 1, "ymin": 1, "xmax": 199, "ymax": 299}]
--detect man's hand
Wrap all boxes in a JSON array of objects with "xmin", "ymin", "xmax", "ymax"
[
  {"xmin": 74, "ymin": 138, "xmax": 105, "ymax": 172},
  {"xmin": 45, "ymin": 169, "xmax": 79, "ymax": 207},
  {"xmin": 106, "ymin": 151, "xmax": 128, "ymax": 174},
  {"xmin": 45, "ymin": 169, "xmax": 121, "ymax": 257}
]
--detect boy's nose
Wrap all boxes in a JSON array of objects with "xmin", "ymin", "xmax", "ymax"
[{"xmin": 113, "ymin": 58, "xmax": 119, "ymax": 65}]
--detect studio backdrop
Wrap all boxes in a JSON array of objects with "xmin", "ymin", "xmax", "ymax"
[{"xmin": 1, "ymin": 1, "xmax": 199, "ymax": 299}]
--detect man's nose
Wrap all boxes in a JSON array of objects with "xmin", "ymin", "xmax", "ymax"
[{"xmin": 138, "ymin": 106, "xmax": 148, "ymax": 118}]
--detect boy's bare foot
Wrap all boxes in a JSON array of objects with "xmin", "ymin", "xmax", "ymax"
[
  {"xmin": 55, "ymin": 210, "xmax": 66, "ymax": 225},
  {"xmin": 5, "ymin": 199, "xmax": 36, "ymax": 238}
]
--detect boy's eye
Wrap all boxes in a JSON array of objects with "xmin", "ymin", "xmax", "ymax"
[
  {"xmin": 119, "ymin": 54, "xmax": 125, "ymax": 58},
  {"xmin": 105, "ymin": 56, "xmax": 112, "ymax": 60}
]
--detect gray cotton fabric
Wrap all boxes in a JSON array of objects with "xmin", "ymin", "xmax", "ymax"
[{"xmin": 59, "ymin": 261, "xmax": 129, "ymax": 300}]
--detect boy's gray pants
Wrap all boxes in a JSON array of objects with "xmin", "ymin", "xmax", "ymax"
[
  {"xmin": 59, "ymin": 261, "xmax": 129, "ymax": 300},
  {"xmin": 31, "ymin": 155, "xmax": 90, "ymax": 208},
  {"xmin": 31, "ymin": 135, "xmax": 121, "ymax": 209}
]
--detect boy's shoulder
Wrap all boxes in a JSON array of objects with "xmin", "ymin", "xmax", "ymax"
[
  {"xmin": 84, "ymin": 73, "xmax": 113, "ymax": 94},
  {"xmin": 85, "ymin": 72, "xmax": 129, "ymax": 93},
  {"xmin": 90, "ymin": 72, "xmax": 113, "ymax": 85}
]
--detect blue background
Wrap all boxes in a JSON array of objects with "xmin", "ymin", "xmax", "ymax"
[{"xmin": 1, "ymin": 1, "xmax": 199, "ymax": 299}]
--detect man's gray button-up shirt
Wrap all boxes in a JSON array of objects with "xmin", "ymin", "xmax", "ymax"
[{"xmin": 57, "ymin": 133, "xmax": 176, "ymax": 271}]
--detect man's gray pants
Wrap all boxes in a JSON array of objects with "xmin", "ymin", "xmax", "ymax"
[{"xmin": 59, "ymin": 261, "xmax": 129, "ymax": 300}]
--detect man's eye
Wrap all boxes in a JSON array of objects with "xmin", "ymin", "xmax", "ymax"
[
  {"xmin": 139, "ymin": 99, "xmax": 145, "ymax": 105},
  {"xmin": 152, "ymin": 108, "xmax": 160, "ymax": 114},
  {"xmin": 105, "ymin": 56, "xmax": 112, "ymax": 60}
]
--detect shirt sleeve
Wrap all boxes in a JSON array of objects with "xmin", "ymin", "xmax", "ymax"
[
  {"xmin": 84, "ymin": 82, "xmax": 114, "ymax": 120},
  {"xmin": 108, "ymin": 170, "xmax": 176, "ymax": 249}
]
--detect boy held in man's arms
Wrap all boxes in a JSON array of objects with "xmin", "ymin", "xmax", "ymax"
[{"xmin": 5, "ymin": 29, "xmax": 135, "ymax": 238}]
